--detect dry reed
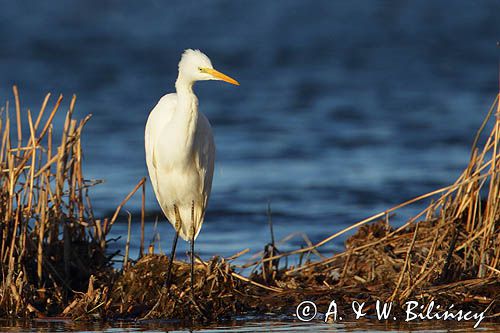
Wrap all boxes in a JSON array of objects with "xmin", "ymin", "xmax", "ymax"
[{"xmin": 0, "ymin": 87, "xmax": 112, "ymax": 317}]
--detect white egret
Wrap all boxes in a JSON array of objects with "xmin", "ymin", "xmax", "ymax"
[{"xmin": 145, "ymin": 49, "xmax": 239, "ymax": 290}]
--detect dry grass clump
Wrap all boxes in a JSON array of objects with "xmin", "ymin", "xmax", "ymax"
[
  {"xmin": 0, "ymin": 87, "xmax": 114, "ymax": 317},
  {"xmin": 62, "ymin": 254, "xmax": 269, "ymax": 322},
  {"xmin": 111, "ymin": 255, "xmax": 248, "ymax": 320}
]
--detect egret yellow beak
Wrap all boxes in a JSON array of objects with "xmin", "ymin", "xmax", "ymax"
[{"xmin": 202, "ymin": 68, "xmax": 240, "ymax": 86}]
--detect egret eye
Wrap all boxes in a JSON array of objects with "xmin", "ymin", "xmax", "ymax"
[{"xmin": 198, "ymin": 67, "xmax": 203, "ymax": 71}]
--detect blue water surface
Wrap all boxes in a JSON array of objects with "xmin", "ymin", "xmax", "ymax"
[{"xmin": 0, "ymin": 0, "xmax": 499, "ymax": 262}]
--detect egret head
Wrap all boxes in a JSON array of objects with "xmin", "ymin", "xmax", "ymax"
[{"xmin": 178, "ymin": 49, "xmax": 239, "ymax": 86}]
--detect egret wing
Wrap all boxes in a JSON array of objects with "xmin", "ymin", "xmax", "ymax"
[
  {"xmin": 195, "ymin": 113, "xmax": 216, "ymax": 217},
  {"xmin": 145, "ymin": 93, "xmax": 177, "ymax": 215}
]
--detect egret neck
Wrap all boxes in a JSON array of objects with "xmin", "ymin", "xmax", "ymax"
[{"xmin": 174, "ymin": 74, "xmax": 199, "ymax": 156}]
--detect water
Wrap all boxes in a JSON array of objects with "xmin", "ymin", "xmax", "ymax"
[
  {"xmin": 1, "ymin": 319, "xmax": 497, "ymax": 332},
  {"xmin": 0, "ymin": 1, "xmax": 499, "ymax": 330}
]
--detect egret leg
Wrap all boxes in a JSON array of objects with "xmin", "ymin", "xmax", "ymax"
[
  {"xmin": 190, "ymin": 234, "xmax": 195, "ymax": 293},
  {"xmin": 164, "ymin": 229, "xmax": 179, "ymax": 289},
  {"xmin": 190, "ymin": 200, "xmax": 195, "ymax": 294}
]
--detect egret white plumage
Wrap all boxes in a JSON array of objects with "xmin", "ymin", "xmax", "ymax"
[{"xmin": 145, "ymin": 49, "xmax": 239, "ymax": 290}]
